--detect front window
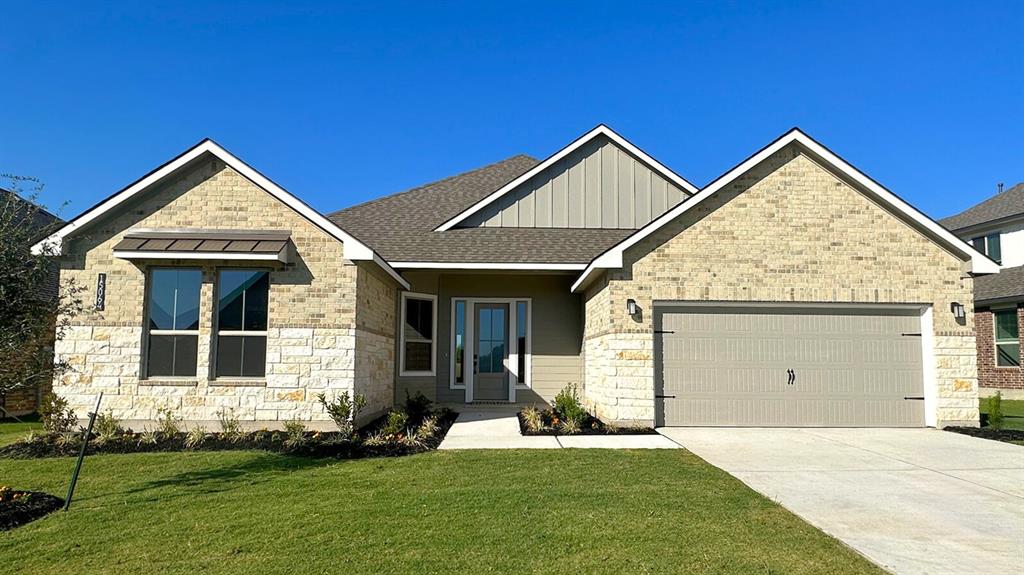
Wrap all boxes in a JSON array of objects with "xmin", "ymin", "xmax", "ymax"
[
  {"xmin": 994, "ymin": 309, "xmax": 1020, "ymax": 367},
  {"xmin": 401, "ymin": 293, "xmax": 436, "ymax": 375},
  {"xmin": 146, "ymin": 269, "xmax": 201, "ymax": 378},
  {"xmin": 215, "ymin": 270, "xmax": 269, "ymax": 378},
  {"xmin": 972, "ymin": 233, "xmax": 1002, "ymax": 264}
]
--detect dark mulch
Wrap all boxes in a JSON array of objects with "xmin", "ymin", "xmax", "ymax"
[
  {"xmin": 517, "ymin": 411, "xmax": 657, "ymax": 436},
  {"xmin": 946, "ymin": 426, "xmax": 1024, "ymax": 444},
  {"xmin": 0, "ymin": 410, "xmax": 458, "ymax": 460},
  {"xmin": 1, "ymin": 490, "xmax": 64, "ymax": 531}
]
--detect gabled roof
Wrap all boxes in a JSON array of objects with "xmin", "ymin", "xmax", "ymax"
[
  {"xmin": 31, "ymin": 139, "xmax": 409, "ymax": 289},
  {"xmin": 571, "ymin": 128, "xmax": 1001, "ymax": 292},
  {"xmin": 939, "ymin": 182, "xmax": 1024, "ymax": 232},
  {"xmin": 433, "ymin": 124, "xmax": 699, "ymax": 232},
  {"xmin": 329, "ymin": 155, "xmax": 634, "ymax": 266}
]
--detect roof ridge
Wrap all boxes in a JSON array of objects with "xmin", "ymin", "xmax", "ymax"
[{"xmin": 328, "ymin": 154, "xmax": 537, "ymax": 217}]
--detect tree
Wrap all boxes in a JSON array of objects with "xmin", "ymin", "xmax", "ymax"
[{"xmin": 0, "ymin": 174, "xmax": 85, "ymax": 415}]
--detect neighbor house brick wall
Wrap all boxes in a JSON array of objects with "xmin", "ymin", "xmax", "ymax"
[
  {"xmin": 52, "ymin": 158, "xmax": 398, "ymax": 427},
  {"xmin": 974, "ymin": 306, "xmax": 1024, "ymax": 390},
  {"xmin": 583, "ymin": 146, "xmax": 979, "ymax": 427}
]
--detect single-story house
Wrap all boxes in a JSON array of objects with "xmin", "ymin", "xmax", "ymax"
[
  {"xmin": 34, "ymin": 126, "xmax": 998, "ymax": 428},
  {"xmin": 940, "ymin": 183, "xmax": 1023, "ymax": 397}
]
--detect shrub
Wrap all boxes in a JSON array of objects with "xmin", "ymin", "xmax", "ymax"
[
  {"xmin": 155, "ymin": 407, "xmax": 180, "ymax": 437},
  {"xmin": 38, "ymin": 392, "xmax": 77, "ymax": 433},
  {"xmin": 381, "ymin": 410, "xmax": 409, "ymax": 438},
  {"xmin": 317, "ymin": 391, "xmax": 367, "ymax": 439},
  {"xmin": 56, "ymin": 431, "xmax": 80, "ymax": 448},
  {"xmin": 185, "ymin": 426, "xmax": 208, "ymax": 449},
  {"xmin": 217, "ymin": 409, "xmax": 244, "ymax": 442},
  {"xmin": 363, "ymin": 430, "xmax": 388, "ymax": 446},
  {"xmin": 401, "ymin": 428, "xmax": 429, "ymax": 449},
  {"xmin": 988, "ymin": 392, "xmax": 1005, "ymax": 429},
  {"xmin": 138, "ymin": 429, "xmax": 158, "ymax": 445},
  {"xmin": 522, "ymin": 406, "xmax": 544, "ymax": 433},
  {"xmin": 404, "ymin": 391, "xmax": 433, "ymax": 425},
  {"xmin": 559, "ymin": 417, "xmax": 581, "ymax": 434},
  {"xmin": 283, "ymin": 419, "xmax": 307, "ymax": 449},
  {"xmin": 93, "ymin": 410, "xmax": 122, "ymax": 443},
  {"xmin": 554, "ymin": 383, "xmax": 588, "ymax": 426},
  {"xmin": 417, "ymin": 415, "xmax": 439, "ymax": 439}
]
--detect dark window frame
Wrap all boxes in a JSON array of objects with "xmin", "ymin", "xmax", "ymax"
[
  {"xmin": 143, "ymin": 267, "xmax": 202, "ymax": 379},
  {"xmin": 400, "ymin": 292, "xmax": 436, "ymax": 376},
  {"xmin": 213, "ymin": 268, "xmax": 271, "ymax": 379},
  {"xmin": 994, "ymin": 308, "xmax": 1021, "ymax": 368}
]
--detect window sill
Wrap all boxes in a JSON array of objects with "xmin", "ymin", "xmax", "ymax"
[
  {"xmin": 210, "ymin": 379, "xmax": 267, "ymax": 387},
  {"xmin": 139, "ymin": 379, "xmax": 198, "ymax": 387},
  {"xmin": 400, "ymin": 371, "xmax": 436, "ymax": 377}
]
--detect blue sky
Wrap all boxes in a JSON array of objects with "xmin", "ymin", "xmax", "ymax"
[{"xmin": 1, "ymin": 1, "xmax": 1021, "ymax": 221}]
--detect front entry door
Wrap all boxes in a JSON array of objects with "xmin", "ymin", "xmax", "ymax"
[{"xmin": 474, "ymin": 303, "xmax": 509, "ymax": 401}]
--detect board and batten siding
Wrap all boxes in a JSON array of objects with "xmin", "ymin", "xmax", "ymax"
[{"xmin": 460, "ymin": 135, "xmax": 690, "ymax": 230}]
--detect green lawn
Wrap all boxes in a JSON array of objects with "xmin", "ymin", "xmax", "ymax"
[
  {"xmin": 0, "ymin": 414, "xmax": 42, "ymax": 446},
  {"xmin": 979, "ymin": 397, "xmax": 1024, "ymax": 431},
  {"xmin": 0, "ymin": 444, "xmax": 882, "ymax": 575}
]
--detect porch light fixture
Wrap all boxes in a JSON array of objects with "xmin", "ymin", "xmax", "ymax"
[
  {"xmin": 950, "ymin": 302, "xmax": 966, "ymax": 320},
  {"xmin": 626, "ymin": 298, "xmax": 638, "ymax": 316}
]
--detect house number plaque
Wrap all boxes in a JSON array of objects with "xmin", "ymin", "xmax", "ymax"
[{"xmin": 95, "ymin": 273, "xmax": 106, "ymax": 311}]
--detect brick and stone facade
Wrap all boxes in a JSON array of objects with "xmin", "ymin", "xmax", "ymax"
[
  {"xmin": 583, "ymin": 146, "xmax": 980, "ymax": 427},
  {"xmin": 974, "ymin": 305, "xmax": 1024, "ymax": 391},
  {"xmin": 53, "ymin": 157, "xmax": 398, "ymax": 428}
]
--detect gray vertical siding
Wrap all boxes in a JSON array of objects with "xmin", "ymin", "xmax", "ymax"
[
  {"xmin": 394, "ymin": 271, "xmax": 584, "ymax": 406},
  {"xmin": 463, "ymin": 135, "xmax": 689, "ymax": 230}
]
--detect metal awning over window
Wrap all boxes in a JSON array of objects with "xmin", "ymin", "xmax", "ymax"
[{"xmin": 112, "ymin": 229, "xmax": 292, "ymax": 263}]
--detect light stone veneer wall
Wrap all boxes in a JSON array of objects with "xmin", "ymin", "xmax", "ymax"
[
  {"xmin": 583, "ymin": 146, "xmax": 979, "ymax": 427},
  {"xmin": 53, "ymin": 157, "xmax": 398, "ymax": 428}
]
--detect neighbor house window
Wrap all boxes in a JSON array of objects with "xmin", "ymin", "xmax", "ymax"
[
  {"xmin": 401, "ymin": 293, "xmax": 436, "ymax": 375},
  {"xmin": 452, "ymin": 300, "xmax": 466, "ymax": 387},
  {"xmin": 994, "ymin": 309, "xmax": 1020, "ymax": 367},
  {"xmin": 215, "ymin": 270, "xmax": 269, "ymax": 378},
  {"xmin": 972, "ymin": 233, "xmax": 1002, "ymax": 264},
  {"xmin": 146, "ymin": 268, "xmax": 201, "ymax": 378}
]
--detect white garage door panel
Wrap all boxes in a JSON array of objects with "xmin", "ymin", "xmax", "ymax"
[{"xmin": 655, "ymin": 305, "xmax": 925, "ymax": 427}]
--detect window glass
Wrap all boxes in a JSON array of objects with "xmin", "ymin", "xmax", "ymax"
[
  {"xmin": 216, "ymin": 270, "xmax": 269, "ymax": 378},
  {"xmin": 454, "ymin": 301, "xmax": 465, "ymax": 385},
  {"xmin": 987, "ymin": 234, "xmax": 1002, "ymax": 264},
  {"xmin": 517, "ymin": 301, "xmax": 528, "ymax": 384},
  {"xmin": 146, "ymin": 269, "xmax": 201, "ymax": 378},
  {"xmin": 476, "ymin": 306, "xmax": 506, "ymax": 374},
  {"xmin": 402, "ymin": 295, "xmax": 434, "ymax": 373},
  {"xmin": 995, "ymin": 310, "xmax": 1021, "ymax": 367}
]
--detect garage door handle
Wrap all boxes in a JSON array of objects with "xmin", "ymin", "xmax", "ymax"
[
  {"xmin": 787, "ymin": 369, "xmax": 795, "ymax": 385},
  {"xmin": 656, "ymin": 395, "xmax": 676, "ymax": 399},
  {"xmin": 904, "ymin": 396, "xmax": 924, "ymax": 400}
]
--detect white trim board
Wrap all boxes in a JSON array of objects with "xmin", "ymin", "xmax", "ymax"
[
  {"xmin": 391, "ymin": 262, "xmax": 586, "ymax": 271},
  {"xmin": 571, "ymin": 128, "xmax": 1001, "ymax": 292},
  {"xmin": 113, "ymin": 250, "xmax": 287, "ymax": 263},
  {"xmin": 32, "ymin": 139, "xmax": 409, "ymax": 290},
  {"xmin": 434, "ymin": 124, "xmax": 699, "ymax": 232}
]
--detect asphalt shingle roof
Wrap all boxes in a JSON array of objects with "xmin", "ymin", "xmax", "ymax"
[
  {"xmin": 328, "ymin": 155, "xmax": 634, "ymax": 264},
  {"xmin": 975, "ymin": 265, "xmax": 1024, "ymax": 303},
  {"xmin": 939, "ymin": 182, "xmax": 1024, "ymax": 231}
]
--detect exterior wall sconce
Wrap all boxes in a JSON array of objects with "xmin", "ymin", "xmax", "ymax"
[
  {"xmin": 950, "ymin": 302, "xmax": 966, "ymax": 320},
  {"xmin": 626, "ymin": 298, "xmax": 638, "ymax": 316}
]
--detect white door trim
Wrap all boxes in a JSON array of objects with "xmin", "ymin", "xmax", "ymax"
[{"xmin": 450, "ymin": 297, "xmax": 532, "ymax": 403}]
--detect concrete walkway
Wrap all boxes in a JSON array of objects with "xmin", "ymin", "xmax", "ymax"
[
  {"xmin": 438, "ymin": 408, "xmax": 678, "ymax": 449},
  {"xmin": 659, "ymin": 427, "xmax": 1024, "ymax": 575}
]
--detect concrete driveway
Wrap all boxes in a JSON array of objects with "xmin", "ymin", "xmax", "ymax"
[{"xmin": 658, "ymin": 428, "xmax": 1024, "ymax": 575}]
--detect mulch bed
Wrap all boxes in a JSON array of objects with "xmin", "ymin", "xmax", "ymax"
[
  {"xmin": 517, "ymin": 411, "xmax": 657, "ymax": 436},
  {"xmin": 1, "ymin": 490, "xmax": 64, "ymax": 531},
  {"xmin": 945, "ymin": 426, "xmax": 1024, "ymax": 444},
  {"xmin": 0, "ymin": 410, "xmax": 458, "ymax": 460}
]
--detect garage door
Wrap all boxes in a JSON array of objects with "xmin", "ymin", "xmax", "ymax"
[{"xmin": 654, "ymin": 305, "xmax": 925, "ymax": 427}]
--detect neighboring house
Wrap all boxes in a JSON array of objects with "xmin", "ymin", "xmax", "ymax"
[
  {"xmin": 940, "ymin": 183, "xmax": 1024, "ymax": 397},
  {"xmin": 1, "ymin": 188, "xmax": 62, "ymax": 416},
  {"xmin": 33, "ymin": 126, "xmax": 998, "ymax": 429}
]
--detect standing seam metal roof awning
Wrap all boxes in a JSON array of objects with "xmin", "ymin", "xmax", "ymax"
[{"xmin": 112, "ymin": 229, "xmax": 291, "ymax": 263}]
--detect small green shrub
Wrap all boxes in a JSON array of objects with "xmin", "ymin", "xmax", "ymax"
[
  {"xmin": 988, "ymin": 391, "xmax": 1005, "ymax": 429},
  {"xmin": 317, "ymin": 391, "xmax": 367, "ymax": 439},
  {"xmin": 56, "ymin": 431, "xmax": 80, "ymax": 448},
  {"xmin": 363, "ymin": 430, "xmax": 388, "ymax": 446},
  {"xmin": 217, "ymin": 409, "xmax": 244, "ymax": 442},
  {"xmin": 381, "ymin": 410, "xmax": 409, "ymax": 437},
  {"xmin": 401, "ymin": 428, "xmax": 428, "ymax": 448},
  {"xmin": 93, "ymin": 410, "xmax": 122, "ymax": 443},
  {"xmin": 138, "ymin": 429, "xmax": 158, "ymax": 446},
  {"xmin": 522, "ymin": 406, "xmax": 544, "ymax": 433},
  {"xmin": 417, "ymin": 415, "xmax": 439, "ymax": 439},
  {"xmin": 185, "ymin": 426, "xmax": 208, "ymax": 449},
  {"xmin": 155, "ymin": 407, "xmax": 180, "ymax": 437},
  {"xmin": 559, "ymin": 417, "xmax": 581, "ymax": 434},
  {"xmin": 283, "ymin": 419, "xmax": 307, "ymax": 448},
  {"xmin": 38, "ymin": 392, "xmax": 77, "ymax": 433},
  {"xmin": 554, "ymin": 383, "xmax": 588, "ymax": 426},
  {"xmin": 404, "ymin": 391, "xmax": 433, "ymax": 425}
]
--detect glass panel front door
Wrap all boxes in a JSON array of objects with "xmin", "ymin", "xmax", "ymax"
[{"xmin": 474, "ymin": 303, "xmax": 509, "ymax": 401}]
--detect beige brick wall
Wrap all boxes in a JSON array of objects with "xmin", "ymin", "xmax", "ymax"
[
  {"xmin": 583, "ymin": 146, "xmax": 979, "ymax": 427},
  {"xmin": 53, "ymin": 157, "xmax": 398, "ymax": 427}
]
